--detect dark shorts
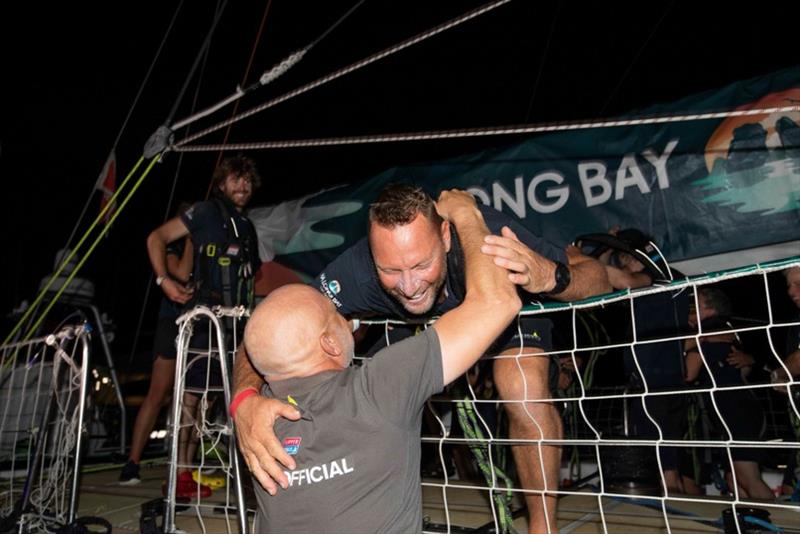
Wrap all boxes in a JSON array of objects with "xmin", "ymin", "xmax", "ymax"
[
  {"xmin": 487, "ymin": 316, "xmax": 553, "ymax": 354},
  {"xmin": 712, "ymin": 390, "xmax": 766, "ymax": 463},
  {"xmin": 182, "ymin": 326, "xmax": 230, "ymax": 392},
  {"xmin": 361, "ymin": 317, "xmax": 559, "ymax": 394},
  {"xmin": 486, "ymin": 316, "xmax": 559, "ymax": 396},
  {"xmin": 152, "ymin": 316, "xmax": 179, "ymax": 360},
  {"xmin": 630, "ymin": 393, "xmax": 687, "ymax": 471}
]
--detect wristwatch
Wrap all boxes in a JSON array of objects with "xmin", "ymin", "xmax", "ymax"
[
  {"xmin": 547, "ymin": 261, "xmax": 571, "ymax": 295},
  {"xmin": 156, "ymin": 275, "xmax": 167, "ymax": 286}
]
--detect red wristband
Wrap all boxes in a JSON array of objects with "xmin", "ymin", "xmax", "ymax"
[{"xmin": 229, "ymin": 387, "xmax": 259, "ymax": 419}]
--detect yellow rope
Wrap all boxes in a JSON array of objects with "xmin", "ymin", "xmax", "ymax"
[{"xmin": 4, "ymin": 155, "xmax": 160, "ymax": 345}]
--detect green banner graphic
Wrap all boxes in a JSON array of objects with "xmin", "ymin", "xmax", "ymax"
[{"xmin": 249, "ymin": 66, "xmax": 800, "ymax": 278}]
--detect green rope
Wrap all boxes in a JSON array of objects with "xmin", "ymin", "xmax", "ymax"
[
  {"xmin": 566, "ymin": 311, "xmax": 609, "ymax": 483},
  {"xmin": 686, "ymin": 397, "xmax": 702, "ymax": 486},
  {"xmin": 455, "ymin": 396, "xmax": 517, "ymax": 534},
  {"xmin": 8, "ymin": 156, "xmax": 159, "ymax": 345},
  {"xmin": 3, "ymin": 156, "xmax": 147, "ymax": 345}
]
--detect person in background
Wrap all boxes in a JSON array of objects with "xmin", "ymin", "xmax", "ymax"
[
  {"xmin": 145, "ymin": 155, "xmax": 263, "ymax": 499},
  {"xmin": 595, "ymin": 227, "xmax": 690, "ymax": 494},
  {"xmin": 119, "ymin": 203, "xmax": 192, "ymax": 485},
  {"xmin": 684, "ymin": 286, "xmax": 773, "ymax": 500}
]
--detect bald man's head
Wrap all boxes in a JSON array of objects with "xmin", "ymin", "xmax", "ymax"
[{"xmin": 244, "ymin": 284, "xmax": 354, "ymax": 379}]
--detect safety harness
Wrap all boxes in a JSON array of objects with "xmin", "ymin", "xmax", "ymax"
[{"xmin": 193, "ymin": 197, "xmax": 257, "ymax": 310}]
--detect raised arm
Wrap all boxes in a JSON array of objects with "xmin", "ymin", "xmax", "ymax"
[{"xmin": 433, "ymin": 191, "xmax": 522, "ymax": 385}]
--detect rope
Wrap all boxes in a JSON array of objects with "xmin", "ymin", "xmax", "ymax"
[
  {"xmin": 454, "ymin": 396, "xmax": 517, "ymax": 534},
  {"xmin": 4, "ymin": 157, "xmax": 161, "ymax": 346},
  {"xmin": 172, "ymin": 0, "xmax": 515, "ymax": 149},
  {"xmin": 163, "ymin": 0, "xmax": 229, "ymax": 127},
  {"xmin": 173, "ymin": 104, "xmax": 800, "ymax": 152},
  {"xmin": 174, "ymin": 0, "xmax": 369, "ymax": 136},
  {"xmin": 207, "ymin": 0, "xmax": 275, "ymax": 200},
  {"xmin": 3, "ymin": 157, "xmax": 143, "ymax": 346},
  {"xmin": 61, "ymin": 0, "xmax": 186, "ymax": 254},
  {"xmin": 128, "ymin": 0, "xmax": 221, "ymax": 367}
]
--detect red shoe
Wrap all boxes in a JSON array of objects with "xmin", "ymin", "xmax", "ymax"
[{"xmin": 166, "ymin": 471, "xmax": 213, "ymax": 500}]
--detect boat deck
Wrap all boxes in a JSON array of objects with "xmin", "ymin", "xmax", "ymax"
[{"xmin": 73, "ymin": 461, "xmax": 800, "ymax": 533}]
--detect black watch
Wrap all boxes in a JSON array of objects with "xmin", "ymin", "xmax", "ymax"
[{"xmin": 547, "ymin": 261, "xmax": 571, "ymax": 295}]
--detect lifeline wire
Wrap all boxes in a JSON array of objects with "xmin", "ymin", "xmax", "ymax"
[{"xmin": 173, "ymin": 104, "xmax": 800, "ymax": 152}]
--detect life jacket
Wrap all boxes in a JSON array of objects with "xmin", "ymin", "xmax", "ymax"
[{"xmin": 192, "ymin": 197, "xmax": 257, "ymax": 310}]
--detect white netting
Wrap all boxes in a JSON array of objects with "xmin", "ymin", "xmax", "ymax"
[
  {"xmin": 358, "ymin": 257, "xmax": 800, "ymax": 534},
  {"xmin": 0, "ymin": 325, "xmax": 90, "ymax": 533},
  {"xmin": 165, "ymin": 306, "xmax": 249, "ymax": 534}
]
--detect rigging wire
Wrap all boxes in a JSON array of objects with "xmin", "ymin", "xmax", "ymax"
[
  {"xmin": 61, "ymin": 0, "xmax": 186, "ymax": 254},
  {"xmin": 206, "ymin": 0, "xmax": 275, "ymax": 200},
  {"xmin": 8, "ymin": 3, "xmax": 234, "ymax": 346},
  {"xmin": 20, "ymin": 158, "xmax": 162, "ymax": 344},
  {"xmin": 309, "ymin": 0, "xmax": 369, "ymax": 49},
  {"xmin": 171, "ymin": 0, "xmax": 516, "ymax": 149},
  {"xmin": 3, "ymin": 157, "xmax": 146, "ymax": 346},
  {"xmin": 163, "ymin": 1, "xmax": 229, "ymax": 127},
  {"xmin": 171, "ymin": 104, "xmax": 800, "ymax": 152},
  {"xmin": 522, "ymin": 0, "xmax": 560, "ymax": 123},
  {"xmin": 172, "ymin": 0, "xmax": 369, "ymax": 136},
  {"xmin": 127, "ymin": 2, "xmax": 223, "ymax": 367},
  {"xmin": 599, "ymin": 0, "xmax": 675, "ymax": 115}
]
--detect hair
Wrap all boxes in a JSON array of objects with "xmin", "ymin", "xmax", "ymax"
[
  {"xmin": 783, "ymin": 266, "xmax": 800, "ymax": 278},
  {"xmin": 211, "ymin": 154, "xmax": 261, "ymax": 195},
  {"xmin": 698, "ymin": 286, "xmax": 732, "ymax": 317},
  {"xmin": 368, "ymin": 183, "xmax": 443, "ymax": 229}
]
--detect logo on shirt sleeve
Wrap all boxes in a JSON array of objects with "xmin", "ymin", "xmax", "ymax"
[
  {"xmin": 283, "ymin": 437, "xmax": 302, "ymax": 455},
  {"xmin": 328, "ymin": 280, "xmax": 341, "ymax": 295}
]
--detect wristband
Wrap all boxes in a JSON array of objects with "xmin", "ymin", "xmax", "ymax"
[
  {"xmin": 156, "ymin": 275, "xmax": 167, "ymax": 286},
  {"xmin": 546, "ymin": 261, "xmax": 571, "ymax": 296},
  {"xmin": 229, "ymin": 387, "xmax": 259, "ymax": 419}
]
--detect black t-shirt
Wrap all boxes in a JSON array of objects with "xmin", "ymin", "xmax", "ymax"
[
  {"xmin": 624, "ymin": 289, "xmax": 690, "ymax": 390},
  {"xmin": 785, "ymin": 317, "xmax": 800, "ymax": 359},
  {"xmin": 181, "ymin": 197, "xmax": 262, "ymax": 309},
  {"xmin": 315, "ymin": 204, "xmax": 568, "ymax": 322}
]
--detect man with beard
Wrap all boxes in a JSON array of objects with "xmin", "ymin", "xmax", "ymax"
[
  {"xmin": 242, "ymin": 190, "xmax": 521, "ymax": 533},
  {"xmin": 232, "ymin": 184, "xmax": 609, "ymax": 532},
  {"xmin": 147, "ymin": 154, "xmax": 262, "ymax": 499}
]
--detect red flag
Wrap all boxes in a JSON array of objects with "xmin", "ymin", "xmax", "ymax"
[{"xmin": 96, "ymin": 152, "xmax": 117, "ymax": 224}]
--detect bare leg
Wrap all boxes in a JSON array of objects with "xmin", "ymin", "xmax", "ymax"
[
  {"xmin": 733, "ymin": 461, "xmax": 774, "ymax": 500},
  {"xmin": 663, "ymin": 469, "xmax": 685, "ymax": 494},
  {"xmin": 494, "ymin": 350, "xmax": 560, "ymax": 534},
  {"xmin": 179, "ymin": 392, "xmax": 200, "ymax": 475},
  {"xmin": 681, "ymin": 474, "xmax": 703, "ymax": 495},
  {"xmin": 129, "ymin": 356, "xmax": 175, "ymax": 464}
]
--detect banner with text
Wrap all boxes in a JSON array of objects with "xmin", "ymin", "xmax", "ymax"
[{"xmin": 250, "ymin": 65, "xmax": 800, "ymax": 279}]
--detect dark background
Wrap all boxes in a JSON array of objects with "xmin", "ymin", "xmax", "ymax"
[{"xmin": 2, "ymin": 1, "xmax": 799, "ymax": 367}]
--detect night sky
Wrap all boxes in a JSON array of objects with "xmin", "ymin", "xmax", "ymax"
[{"xmin": 2, "ymin": 1, "xmax": 799, "ymax": 361}]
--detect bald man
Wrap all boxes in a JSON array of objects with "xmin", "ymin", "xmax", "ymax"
[{"xmin": 242, "ymin": 190, "xmax": 521, "ymax": 533}]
